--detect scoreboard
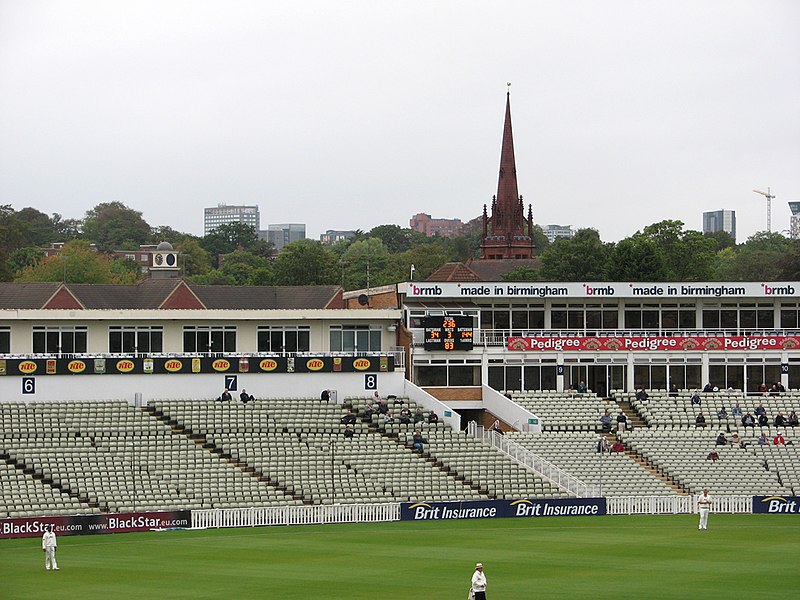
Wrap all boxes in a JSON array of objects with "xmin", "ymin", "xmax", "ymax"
[{"xmin": 423, "ymin": 315, "xmax": 474, "ymax": 351}]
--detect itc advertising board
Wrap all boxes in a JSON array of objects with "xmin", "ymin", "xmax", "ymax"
[
  {"xmin": 400, "ymin": 498, "xmax": 606, "ymax": 521},
  {"xmin": 0, "ymin": 510, "xmax": 191, "ymax": 539},
  {"xmin": 0, "ymin": 355, "xmax": 394, "ymax": 377},
  {"xmin": 507, "ymin": 335, "xmax": 800, "ymax": 352},
  {"xmin": 402, "ymin": 282, "xmax": 800, "ymax": 300}
]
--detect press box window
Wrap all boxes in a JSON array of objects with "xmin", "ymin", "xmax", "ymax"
[
  {"xmin": 109, "ymin": 326, "xmax": 163, "ymax": 354},
  {"xmin": 32, "ymin": 326, "xmax": 88, "ymax": 354},
  {"xmin": 257, "ymin": 326, "xmax": 310, "ymax": 353},
  {"xmin": 183, "ymin": 326, "xmax": 237, "ymax": 353},
  {"xmin": 330, "ymin": 325, "xmax": 381, "ymax": 352}
]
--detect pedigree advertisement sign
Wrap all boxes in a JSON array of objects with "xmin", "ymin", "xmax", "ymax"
[{"xmin": 508, "ymin": 335, "xmax": 800, "ymax": 352}]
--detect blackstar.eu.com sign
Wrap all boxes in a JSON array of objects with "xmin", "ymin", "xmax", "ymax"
[
  {"xmin": 402, "ymin": 282, "xmax": 800, "ymax": 300},
  {"xmin": 400, "ymin": 498, "xmax": 606, "ymax": 521}
]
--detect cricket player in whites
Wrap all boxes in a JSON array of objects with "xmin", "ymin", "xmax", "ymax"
[
  {"xmin": 42, "ymin": 525, "xmax": 59, "ymax": 570},
  {"xmin": 697, "ymin": 488, "xmax": 712, "ymax": 530}
]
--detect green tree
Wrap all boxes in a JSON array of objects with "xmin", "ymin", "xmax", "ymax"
[
  {"xmin": 637, "ymin": 220, "xmax": 717, "ymax": 280},
  {"xmin": 531, "ymin": 224, "xmax": 550, "ymax": 254},
  {"xmin": 273, "ymin": 239, "xmax": 339, "ymax": 286},
  {"xmin": 704, "ymin": 230, "xmax": 736, "ymax": 251},
  {"xmin": 0, "ymin": 205, "xmax": 27, "ymax": 280},
  {"xmin": 6, "ymin": 247, "xmax": 45, "ymax": 276},
  {"xmin": 218, "ymin": 250, "xmax": 273, "ymax": 286},
  {"xmin": 722, "ymin": 232, "xmax": 789, "ymax": 281},
  {"xmin": 51, "ymin": 213, "xmax": 82, "ymax": 240},
  {"xmin": 201, "ymin": 223, "xmax": 259, "ymax": 267},
  {"xmin": 502, "ymin": 266, "xmax": 541, "ymax": 281},
  {"xmin": 365, "ymin": 224, "xmax": 426, "ymax": 254},
  {"xmin": 539, "ymin": 228, "xmax": 609, "ymax": 281},
  {"xmin": 16, "ymin": 207, "xmax": 58, "ymax": 247},
  {"xmin": 176, "ymin": 238, "xmax": 212, "ymax": 276},
  {"xmin": 383, "ymin": 242, "xmax": 451, "ymax": 283},
  {"xmin": 341, "ymin": 238, "xmax": 391, "ymax": 290},
  {"xmin": 607, "ymin": 237, "xmax": 670, "ymax": 281},
  {"xmin": 82, "ymin": 202, "xmax": 152, "ymax": 252},
  {"xmin": 15, "ymin": 240, "xmax": 129, "ymax": 284},
  {"xmin": 111, "ymin": 257, "xmax": 143, "ymax": 283}
]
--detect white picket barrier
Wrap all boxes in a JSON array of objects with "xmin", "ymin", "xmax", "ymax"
[
  {"xmin": 190, "ymin": 495, "xmax": 755, "ymax": 531},
  {"xmin": 191, "ymin": 502, "xmax": 400, "ymax": 530}
]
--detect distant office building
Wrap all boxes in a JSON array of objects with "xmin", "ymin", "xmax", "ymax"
[
  {"xmin": 204, "ymin": 204, "xmax": 260, "ymax": 236},
  {"xmin": 702, "ymin": 210, "xmax": 736, "ymax": 241},
  {"xmin": 409, "ymin": 213, "xmax": 465, "ymax": 238},
  {"xmin": 789, "ymin": 202, "xmax": 800, "ymax": 240},
  {"xmin": 543, "ymin": 224, "xmax": 575, "ymax": 244},
  {"xmin": 320, "ymin": 230, "xmax": 357, "ymax": 245},
  {"xmin": 261, "ymin": 223, "xmax": 306, "ymax": 252}
]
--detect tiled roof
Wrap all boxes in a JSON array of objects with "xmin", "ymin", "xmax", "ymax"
[
  {"xmin": 188, "ymin": 284, "xmax": 343, "ymax": 310},
  {"xmin": 0, "ymin": 282, "xmax": 61, "ymax": 309},
  {"xmin": 425, "ymin": 263, "xmax": 482, "ymax": 282},
  {"xmin": 466, "ymin": 258, "xmax": 542, "ymax": 281},
  {"xmin": 0, "ymin": 280, "xmax": 343, "ymax": 310}
]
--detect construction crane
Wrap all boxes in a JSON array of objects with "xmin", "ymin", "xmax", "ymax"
[{"xmin": 753, "ymin": 187, "xmax": 775, "ymax": 232}]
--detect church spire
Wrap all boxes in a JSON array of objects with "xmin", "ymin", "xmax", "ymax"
[
  {"xmin": 496, "ymin": 89, "xmax": 520, "ymax": 214},
  {"xmin": 480, "ymin": 85, "xmax": 536, "ymax": 260}
]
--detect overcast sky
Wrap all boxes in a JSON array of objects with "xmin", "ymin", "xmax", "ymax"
[{"xmin": 1, "ymin": 1, "xmax": 798, "ymax": 243}]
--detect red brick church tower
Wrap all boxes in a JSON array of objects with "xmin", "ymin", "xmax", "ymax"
[{"xmin": 480, "ymin": 89, "xmax": 536, "ymax": 259}]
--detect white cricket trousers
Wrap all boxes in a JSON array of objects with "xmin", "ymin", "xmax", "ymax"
[
  {"xmin": 698, "ymin": 508, "xmax": 709, "ymax": 530},
  {"xmin": 45, "ymin": 547, "xmax": 58, "ymax": 570}
]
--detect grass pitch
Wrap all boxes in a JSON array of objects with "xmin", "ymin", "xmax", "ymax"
[{"xmin": 1, "ymin": 514, "xmax": 798, "ymax": 599}]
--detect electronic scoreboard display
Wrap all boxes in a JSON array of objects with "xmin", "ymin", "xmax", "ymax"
[{"xmin": 423, "ymin": 315, "xmax": 474, "ymax": 351}]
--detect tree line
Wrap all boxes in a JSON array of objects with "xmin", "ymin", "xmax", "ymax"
[{"xmin": 1, "ymin": 202, "xmax": 797, "ymax": 288}]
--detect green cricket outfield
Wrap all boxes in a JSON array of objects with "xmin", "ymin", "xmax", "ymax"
[{"xmin": 1, "ymin": 514, "xmax": 797, "ymax": 599}]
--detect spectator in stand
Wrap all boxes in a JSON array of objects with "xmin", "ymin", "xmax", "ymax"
[
  {"xmin": 340, "ymin": 410, "xmax": 357, "ymax": 425},
  {"xmin": 758, "ymin": 432, "xmax": 769, "ymax": 445},
  {"xmin": 412, "ymin": 429, "xmax": 427, "ymax": 451},
  {"xmin": 428, "ymin": 411, "xmax": 439, "ymax": 424},
  {"xmin": 239, "ymin": 389, "xmax": 254, "ymax": 403},
  {"xmin": 377, "ymin": 398, "xmax": 389, "ymax": 415},
  {"xmin": 758, "ymin": 412, "xmax": 769, "ymax": 427},
  {"xmin": 742, "ymin": 412, "xmax": 755, "ymax": 427},
  {"xmin": 789, "ymin": 411, "xmax": 799, "ymax": 427},
  {"xmin": 777, "ymin": 382, "xmax": 786, "ymax": 392},
  {"xmin": 383, "ymin": 411, "xmax": 394, "ymax": 425},
  {"xmin": 732, "ymin": 402, "xmax": 743, "ymax": 417},
  {"xmin": 217, "ymin": 388, "xmax": 232, "ymax": 402},
  {"xmin": 715, "ymin": 432, "xmax": 727, "ymax": 445},
  {"xmin": 363, "ymin": 401, "xmax": 376, "ymax": 418},
  {"xmin": 690, "ymin": 391, "xmax": 702, "ymax": 405},
  {"xmin": 321, "ymin": 389, "xmax": 331, "ymax": 401},
  {"xmin": 576, "ymin": 380, "xmax": 588, "ymax": 394},
  {"xmin": 758, "ymin": 382, "xmax": 768, "ymax": 394},
  {"xmin": 600, "ymin": 410, "xmax": 612, "ymax": 433},
  {"xmin": 769, "ymin": 383, "xmax": 782, "ymax": 397},
  {"xmin": 755, "ymin": 402, "xmax": 766, "ymax": 417},
  {"xmin": 773, "ymin": 432, "xmax": 786, "ymax": 446},
  {"xmin": 343, "ymin": 425, "xmax": 354, "ymax": 438},
  {"xmin": 490, "ymin": 420, "xmax": 504, "ymax": 435},
  {"xmin": 669, "ymin": 382, "xmax": 679, "ymax": 398},
  {"xmin": 413, "ymin": 407, "xmax": 425, "ymax": 423},
  {"xmin": 597, "ymin": 436, "xmax": 611, "ymax": 453},
  {"xmin": 616, "ymin": 411, "xmax": 628, "ymax": 432},
  {"xmin": 703, "ymin": 383, "xmax": 715, "ymax": 393},
  {"xmin": 695, "ymin": 412, "xmax": 707, "ymax": 427},
  {"xmin": 775, "ymin": 412, "xmax": 788, "ymax": 428},
  {"xmin": 611, "ymin": 440, "xmax": 625, "ymax": 453},
  {"xmin": 731, "ymin": 432, "xmax": 743, "ymax": 447},
  {"xmin": 635, "ymin": 388, "xmax": 649, "ymax": 402},
  {"xmin": 717, "ymin": 406, "xmax": 728, "ymax": 419},
  {"xmin": 399, "ymin": 407, "xmax": 412, "ymax": 424}
]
